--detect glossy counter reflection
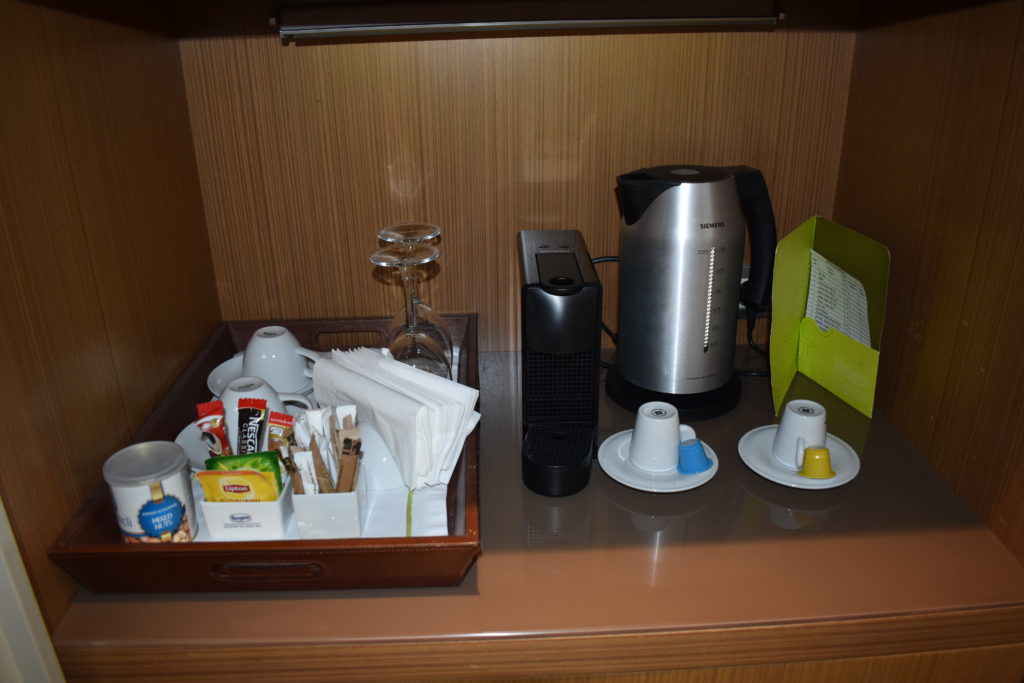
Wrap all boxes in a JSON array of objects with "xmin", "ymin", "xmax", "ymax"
[
  {"xmin": 491, "ymin": 351, "xmax": 980, "ymax": 558},
  {"xmin": 54, "ymin": 352, "xmax": 1024, "ymax": 648}
]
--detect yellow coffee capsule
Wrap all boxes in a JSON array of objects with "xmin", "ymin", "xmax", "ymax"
[{"xmin": 799, "ymin": 447, "xmax": 835, "ymax": 479}]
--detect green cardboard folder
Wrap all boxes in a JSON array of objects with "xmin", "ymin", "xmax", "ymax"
[{"xmin": 769, "ymin": 216, "xmax": 890, "ymax": 418}]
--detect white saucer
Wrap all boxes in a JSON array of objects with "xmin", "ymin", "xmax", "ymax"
[
  {"xmin": 207, "ymin": 354, "xmax": 243, "ymax": 396},
  {"xmin": 175, "ymin": 421, "xmax": 211, "ymax": 471},
  {"xmin": 207, "ymin": 353, "xmax": 314, "ymax": 398},
  {"xmin": 598, "ymin": 428, "xmax": 719, "ymax": 493},
  {"xmin": 737, "ymin": 425, "xmax": 860, "ymax": 489},
  {"xmin": 281, "ymin": 378, "xmax": 315, "ymax": 397}
]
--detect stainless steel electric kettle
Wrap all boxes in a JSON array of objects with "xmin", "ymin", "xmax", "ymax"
[{"xmin": 606, "ymin": 164, "xmax": 777, "ymax": 419}]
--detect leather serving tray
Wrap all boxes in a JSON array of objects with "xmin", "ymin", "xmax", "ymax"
[{"xmin": 49, "ymin": 316, "xmax": 480, "ymax": 592}]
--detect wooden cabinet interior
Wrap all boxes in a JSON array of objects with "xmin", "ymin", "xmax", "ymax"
[
  {"xmin": 834, "ymin": 0, "xmax": 1024, "ymax": 566},
  {"xmin": 2, "ymin": 0, "xmax": 1023, "ymax": 646}
]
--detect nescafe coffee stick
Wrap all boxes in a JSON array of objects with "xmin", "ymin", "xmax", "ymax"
[{"xmin": 236, "ymin": 398, "xmax": 267, "ymax": 455}]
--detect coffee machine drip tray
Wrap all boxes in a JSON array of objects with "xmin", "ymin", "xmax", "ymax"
[
  {"xmin": 522, "ymin": 423, "xmax": 595, "ymax": 497},
  {"xmin": 605, "ymin": 365, "xmax": 740, "ymax": 420}
]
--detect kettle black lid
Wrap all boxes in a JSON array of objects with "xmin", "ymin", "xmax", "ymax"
[{"xmin": 616, "ymin": 165, "xmax": 732, "ymax": 225}]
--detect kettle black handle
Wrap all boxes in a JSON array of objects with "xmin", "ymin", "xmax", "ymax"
[{"xmin": 727, "ymin": 166, "xmax": 777, "ymax": 311}]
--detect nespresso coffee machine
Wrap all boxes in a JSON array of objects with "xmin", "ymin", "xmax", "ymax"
[{"xmin": 518, "ymin": 230, "xmax": 602, "ymax": 497}]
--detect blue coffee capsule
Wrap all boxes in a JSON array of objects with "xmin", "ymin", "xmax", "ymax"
[{"xmin": 678, "ymin": 438, "xmax": 712, "ymax": 474}]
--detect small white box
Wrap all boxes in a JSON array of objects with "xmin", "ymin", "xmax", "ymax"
[
  {"xmin": 199, "ymin": 477, "xmax": 294, "ymax": 541},
  {"xmin": 292, "ymin": 462, "xmax": 367, "ymax": 539}
]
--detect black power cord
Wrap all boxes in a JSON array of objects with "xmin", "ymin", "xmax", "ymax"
[
  {"xmin": 736, "ymin": 306, "xmax": 770, "ymax": 377},
  {"xmin": 591, "ymin": 256, "xmax": 619, "ymax": 364}
]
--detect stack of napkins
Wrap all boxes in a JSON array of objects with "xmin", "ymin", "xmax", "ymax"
[{"xmin": 312, "ymin": 347, "xmax": 480, "ymax": 489}]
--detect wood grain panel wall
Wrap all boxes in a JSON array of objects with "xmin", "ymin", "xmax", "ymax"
[
  {"xmin": 55, "ymin": 620, "xmax": 1024, "ymax": 681},
  {"xmin": 483, "ymin": 643, "xmax": 1024, "ymax": 683},
  {"xmin": 0, "ymin": 0, "xmax": 217, "ymax": 627},
  {"xmin": 834, "ymin": 0, "xmax": 1024, "ymax": 557},
  {"xmin": 180, "ymin": 16, "xmax": 855, "ymax": 352}
]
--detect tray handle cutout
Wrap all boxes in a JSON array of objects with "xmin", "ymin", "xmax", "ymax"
[{"xmin": 211, "ymin": 562, "xmax": 325, "ymax": 581}]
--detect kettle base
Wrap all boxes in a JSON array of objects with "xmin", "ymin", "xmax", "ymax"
[{"xmin": 606, "ymin": 366, "xmax": 741, "ymax": 420}]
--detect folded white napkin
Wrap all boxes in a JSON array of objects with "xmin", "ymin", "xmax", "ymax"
[
  {"xmin": 361, "ymin": 487, "xmax": 451, "ymax": 537},
  {"xmin": 312, "ymin": 347, "xmax": 480, "ymax": 490}
]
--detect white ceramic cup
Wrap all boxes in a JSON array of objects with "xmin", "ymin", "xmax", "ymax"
[
  {"xmin": 242, "ymin": 326, "xmax": 321, "ymax": 394},
  {"xmin": 629, "ymin": 401, "xmax": 682, "ymax": 472},
  {"xmin": 772, "ymin": 399, "xmax": 828, "ymax": 470},
  {"xmin": 220, "ymin": 376, "xmax": 312, "ymax": 452}
]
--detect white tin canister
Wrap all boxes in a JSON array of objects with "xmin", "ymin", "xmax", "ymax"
[{"xmin": 102, "ymin": 441, "xmax": 197, "ymax": 543}]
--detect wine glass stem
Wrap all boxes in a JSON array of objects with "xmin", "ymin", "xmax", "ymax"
[
  {"xmin": 402, "ymin": 241, "xmax": 423, "ymax": 305},
  {"xmin": 399, "ymin": 264, "xmax": 418, "ymax": 328}
]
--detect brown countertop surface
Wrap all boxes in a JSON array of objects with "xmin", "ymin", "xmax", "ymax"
[{"xmin": 53, "ymin": 352, "xmax": 1024, "ymax": 650}]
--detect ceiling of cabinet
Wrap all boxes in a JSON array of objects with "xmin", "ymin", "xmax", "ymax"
[
  {"xmin": 275, "ymin": 1, "xmax": 780, "ymax": 42},
  {"xmin": 19, "ymin": 0, "xmax": 1008, "ymax": 39}
]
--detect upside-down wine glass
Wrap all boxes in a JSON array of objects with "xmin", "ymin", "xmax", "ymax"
[
  {"xmin": 376, "ymin": 222, "xmax": 453, "ymax": 365},
  {"xmin": 370, "ymin": 242, "xmax": 452, "ymax": 379}
]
